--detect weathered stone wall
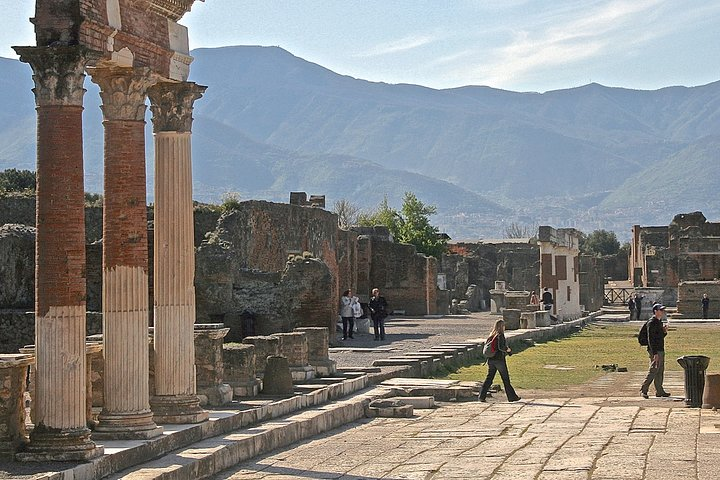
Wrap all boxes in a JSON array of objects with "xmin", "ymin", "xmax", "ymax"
[
  {"xmin": 368, "ymin": 238, "xmax": 435, "ymax": 316},
  {"xmin": 602, "ymin": 252, "xmax": 629, "ymax": 281},
  {"xmin": 0, "ymin": 196, "xmax": 34, "ymax": 228},
  {"xmin": 0, "ymin": 224, "xmax": 35, "ymax": 309},
  {"xmin": 677, "ymin": 281, "xmax": 720, "ymax": 318},
  {"xmin": 0, "ymin": 312, "xmax": 103, "ymax": 354},
  {"xmin": 442, "ymin": 241, "xmax": 539, "ymax": 310},
  {"xmin": 633, "ymin": 212, "xmax": 720, "ymax": 289},
  {"xmin": 579, "ymin": 255, "xmax": 605, "ymax": 312}
]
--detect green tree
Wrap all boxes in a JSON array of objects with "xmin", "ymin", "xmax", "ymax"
[
  {"xmin": 358, "ymin": 195, "xmax": 401, "ymax": 239},
  {"xmin": 0, "ymin": 169, "xmax": 35, "ymax": 194},
  {"xmin": 359, "ymin": 192, "xmax": 447, "ymax": 258},
  {"xmin": 581, "ymin": 229, "xmax": 621, "ymax": 256}
]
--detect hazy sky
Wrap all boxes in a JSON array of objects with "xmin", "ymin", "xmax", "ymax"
[{"xmin": 2, "ymin": 0, "xmax": 719, "ymax": 93}]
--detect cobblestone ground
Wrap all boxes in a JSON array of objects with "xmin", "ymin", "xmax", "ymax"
[
  {"xmin": 213, "ymin": 373, "xmax": 720, "ymax": 479},
  {"xmin": 217, "ymin": 315, "xmax": 720, "ymax": 479},
  {"xmin": 330, "ymin": 313, "xmax": 496, "ymax": 369}
]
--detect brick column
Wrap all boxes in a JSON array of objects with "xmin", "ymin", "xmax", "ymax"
[
  {"xmin": 12, "ymin": 45, "xmax": 103, "ymax": 461},
  {"xmin": 148, "ymin": 82, "xmax": 208, "ymax": 424},
  {"xmin": 88, "ymin": 67, "xmax": 162, "ymax": 439}
]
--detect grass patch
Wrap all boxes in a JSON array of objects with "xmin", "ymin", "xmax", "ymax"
[{"xmin": 440, "ymin": 323, "xmax": 720, "ymax": 390}]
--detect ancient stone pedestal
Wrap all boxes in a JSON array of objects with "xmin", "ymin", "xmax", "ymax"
[
  {"xmin": 0, "ymin": 354, "xmax": 33, "ymax": 460},
  {"xmin": 490, "ymin": 282, "xmax": 507, "ymax": 315},
  {"xmin": 274, "ymin": 332, "xmax": 315, "ymax": 382},
  {"xmin": 194, "ymin": 324, "xmax": 233, "ymax": 406},
  {"xmin": 703, "ymin": 373, "xmax": 720, "ymax": 409},
  {"xmin": 242, "ymin": 336, "xmax": 280, "ymax": 378},
  {"xmin": 149, "ymin": 82, "xmax": 208, "ymax": 425},
  {"xmin": 520, "ymin": 312, "xmax": 537, "ymax": 329},
  {"xmin": 535, "ymin": 311, "xmax": 552, "ymax": 327},
  {"xmin": 223, "ymin": 344, "xmax": 261, "ymax": 398},
  {"xmin": 294, "ymin": 327, "xmax": 336, "ymax": 377},
  {"xmin": 261, "ymin": 356, "xmax": 294, "ymax": 396},
  {"xmin": 505, "ymin": 291, "xmax": 530, "ymax": 311},
  {"xmin": 502, "ymin": 309, "xmax": 522, "ymax": 330},
  {"xmin": 13, "ymin": 45, "xmax": 103, "ymax": 462}
]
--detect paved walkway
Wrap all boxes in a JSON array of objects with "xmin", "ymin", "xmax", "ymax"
[{"xmin": 213, "ymin": 370, "xmax": 720, "ymax": 479}]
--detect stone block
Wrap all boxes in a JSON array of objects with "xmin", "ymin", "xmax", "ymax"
[
  {"xmin": 502, "ymin": 308, "xmax": 522, "ymax": 330},
  {"xmin": 703, "ymin": 373, "xmax": 720, "ymax": 409},
  {"xmin": 535, "ymin": 310, "xmax": 552, "ymax": 327},
  {"xmin": 366, "ymin": 399, "xmax": 414, "ymax": 418},
  {"xmin": 274, "ymin": 332, "xmax": 309, "ymax": 368},
  {"xmin": 241, "ymin": 336, "xmax": 280, "ymax": 376},
  {"xmin": 520, "ymin": 312, "xmax": 537, "ymax": 329},
  {"xmin": 261, "ymin": 356, "xmax": 294, "ymax": 396},
  {"xmin": 388, "ymin": 396, "xmax": 435, "ymax": 409}
]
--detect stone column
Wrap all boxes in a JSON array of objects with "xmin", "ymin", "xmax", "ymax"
[
  {"xmin": 148, "ymin": 82, "xmax": 208, "ymax": 424},
  {"xmin": 12, "ymin": 46, "xmax": 103, "ymax": 462},
  {"xmin": 88, "ymin": 67, "xmax": 162, "ymax": 439}
]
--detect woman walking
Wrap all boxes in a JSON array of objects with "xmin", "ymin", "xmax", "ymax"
[{"xmin": 479, "ymin": 319, "xmax": 521, "ymax": 402}]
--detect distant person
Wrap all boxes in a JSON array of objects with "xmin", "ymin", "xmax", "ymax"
[
  {"xmin": 339, "ymin": 289, "xmax": 358, "ymax": 340},
  {"xmin": 368, "ymin": 288, "xmax": 388, "ymax": 341},
  {"xmin": 634, "ymin": 293, "xmax": 644, "ymax": 320},
  {"xmin": 541, "ymin": 288, "xmax": 553, "ymax": 311},
  {"xmin": 529, "ymin": 291, "xmax": 540, "ymax": 308},
  {"xmin": 702, "ymin": 293, "xmax": 710, "ymax": 319},
  {"xmin": 478, "ymin": 319, "xmax": 521, "ymax": 403},
  {"xmin": 640, "ymin": 304, "xmax": 670, "ymax": 399},
  {"xmin": 627, "ymin": 295, "xmax": 636, "ymax": 321}
]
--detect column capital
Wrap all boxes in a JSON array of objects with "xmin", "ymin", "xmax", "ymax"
[
  {"xmin": 88, "ymin": 66, "xmax": 155, "ymax": 122},
  {"xmin": 12, "ymin": 46, "xmax": 101, "ymax": 107},
  {"xmin": 148, "ymin": 82, "xmax": 207, "ymax": 133}
]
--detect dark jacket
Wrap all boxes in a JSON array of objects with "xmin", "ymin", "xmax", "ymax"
[
  {"xmin": 488, "ymin": 333, "xmax": 508, "ymax": 360},
  {"xmin": 541, "ymin": 291, "xmax": 553, "ymax": 305},
  {"xmin": 647, "ymin": 317, "xmax": 666, "ymax": 355},
  {"xmin": 369, "ymin": 296, "xmax": 388, "ymax": 320}
]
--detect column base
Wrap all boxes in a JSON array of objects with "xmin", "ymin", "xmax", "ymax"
[
  {"xmin": 150, "ymin": 394, "xmax": 209, "ymax": 424},
  {"xmin": 92, "ymin": 410, "xmax": 164, "ymax": 440},
  {"xmin": 310, "ymin": 360, "xmax": 337, "ymax": 377},
  {"xmin": 290, "ymin": 365, "xmax": 316, "ymax": 382},
  {"xmin": 16, "ymin": 426, "xmax": 104, "ymax": 462}
]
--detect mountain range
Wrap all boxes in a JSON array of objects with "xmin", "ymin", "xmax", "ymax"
[{"xmin": 1, "ymin": 46, "xmax": 719, "ymax": 239}]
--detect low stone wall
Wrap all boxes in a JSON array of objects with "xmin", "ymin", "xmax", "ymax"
[{"xmin": 0, "ymin": 311, "xmax": 103, "ymax": 354}]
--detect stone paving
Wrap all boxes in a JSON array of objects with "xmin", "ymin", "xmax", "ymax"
[
  {"xmin": 213, "ymin": 316, "xmax": 720, "ymax": 479},
  {"xmin": 212, "ymin": 371, "xmax": 720, "ymax": 479}
]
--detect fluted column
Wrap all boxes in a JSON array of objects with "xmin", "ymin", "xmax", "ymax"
[
  {"xmin": 12, "ymin": 45, "xmax": 103, "ymax": 461},
  {"xmin": 148, "ymin": 82, "xmax": 208, "ymax": 424},
  {"xmin": 88, "ymin": 67, "xmax": 163, "ymax": 439}
]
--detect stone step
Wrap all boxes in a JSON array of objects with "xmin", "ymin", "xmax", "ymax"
[{"xmin": 106, "ymin": 388, "xmax": 388, "ymax": 479}]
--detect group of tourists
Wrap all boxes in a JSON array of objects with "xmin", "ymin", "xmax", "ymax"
[{"xmin": 339, "ymin": 288, "xmax": 389, "ymax": 341}]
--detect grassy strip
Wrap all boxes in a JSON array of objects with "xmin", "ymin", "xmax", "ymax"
[{"xmin": 440, "ymin": 323, "xmax": 720, "ymax": 390}]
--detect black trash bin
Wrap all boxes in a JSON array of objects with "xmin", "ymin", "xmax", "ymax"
[{"xmin": 677, "ymin": 355, "xmax": 711, "ymax": 407}]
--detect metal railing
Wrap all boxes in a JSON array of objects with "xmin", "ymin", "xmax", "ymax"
[{"xmin": 604, "ymin": 287, "xmax": 633, "ymax": 305}]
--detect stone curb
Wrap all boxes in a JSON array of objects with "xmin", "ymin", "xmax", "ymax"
[{"xmin": 35, "ymin": 375, "xmax": 374, "ymax": 480}]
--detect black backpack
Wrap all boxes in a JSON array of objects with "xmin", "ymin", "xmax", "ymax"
[{"xmin": 638, "ymin": 321, "xmax": 649, "ymax": 346}]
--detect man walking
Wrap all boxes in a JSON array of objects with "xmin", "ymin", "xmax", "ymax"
[
  {"xmin": 541, "ymin": 288, "xmax": 553, "ymax": 312},
  {"xmin": 702, "ymin": 293, "xmax": 710, "ymax": 319},
  {"xmin": 640, "ymin": 303, "xmax": 670, "ymax": 399}
]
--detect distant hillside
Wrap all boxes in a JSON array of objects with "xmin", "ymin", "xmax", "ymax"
[{"xmin": 1, "ymin": 46, "xmax": 719, "ymax": 239}]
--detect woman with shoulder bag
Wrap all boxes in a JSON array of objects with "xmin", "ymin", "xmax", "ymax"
[{"xmin": 479, "ymin": 319, "xmax": 521, "ymax": 403}]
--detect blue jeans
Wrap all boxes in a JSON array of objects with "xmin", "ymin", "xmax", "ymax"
[{"xmin": 480, "ymin": 356, "xmax": 519, "ymax": 401}]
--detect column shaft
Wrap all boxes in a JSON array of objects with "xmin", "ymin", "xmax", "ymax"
[
  {"xmin": 89, "ymin": 66, "xmax": 162, "ymax": 439},
  {"xmin": 13, "ymin": 45, "xmax": 102, "ymax": 462},
  {"xmin": 148, "ymin": 81, "xmax": 208, "ymax": 424}
]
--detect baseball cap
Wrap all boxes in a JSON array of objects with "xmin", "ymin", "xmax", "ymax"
[{"xmin": 652, "ymin": 303, "xmax": 666, "ymax": 312}]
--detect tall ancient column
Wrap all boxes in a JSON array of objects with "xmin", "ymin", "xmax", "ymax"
[
  {"xmin": 148, "ymin": 82, "xmax": 208, "ymax": 424},
  {"xmin": 12, "ymin": 46, "xmax": 103, "ymax": 461},
  {"xmin": 88, "ymin": 67, "xmax": 163, "ymax": 439}
]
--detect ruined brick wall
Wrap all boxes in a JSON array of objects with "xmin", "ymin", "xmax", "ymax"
[
  {"xmin": 579, "ymin": 255, "xmax": 604, "ymax": 312},
  {"xmin": 677, "ymin": 281, "xmax": 720, "ymax": 318},
  {"xmin": 440, "ymin": 241, "xmax": 539, "ymax": 309},
  {"xmin": 602, "ymin": 252, "xmax": 629, "ymax": 281},
  {"xmin": 368, "ymin": 239, "xmax": 434, "ymax": 316}
]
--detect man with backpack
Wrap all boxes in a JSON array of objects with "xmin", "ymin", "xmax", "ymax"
[{"xmin": 639, "ymin": 303, "xmax": 671, "ymax": 399}]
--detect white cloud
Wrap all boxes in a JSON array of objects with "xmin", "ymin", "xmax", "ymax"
[
  {"xmin": 354, "ymin": 34, "xmax": 438, "ymax": 58},
  {"xmin": 450, "ymin": 0, "xmax": 674, "ymax": 88}
]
